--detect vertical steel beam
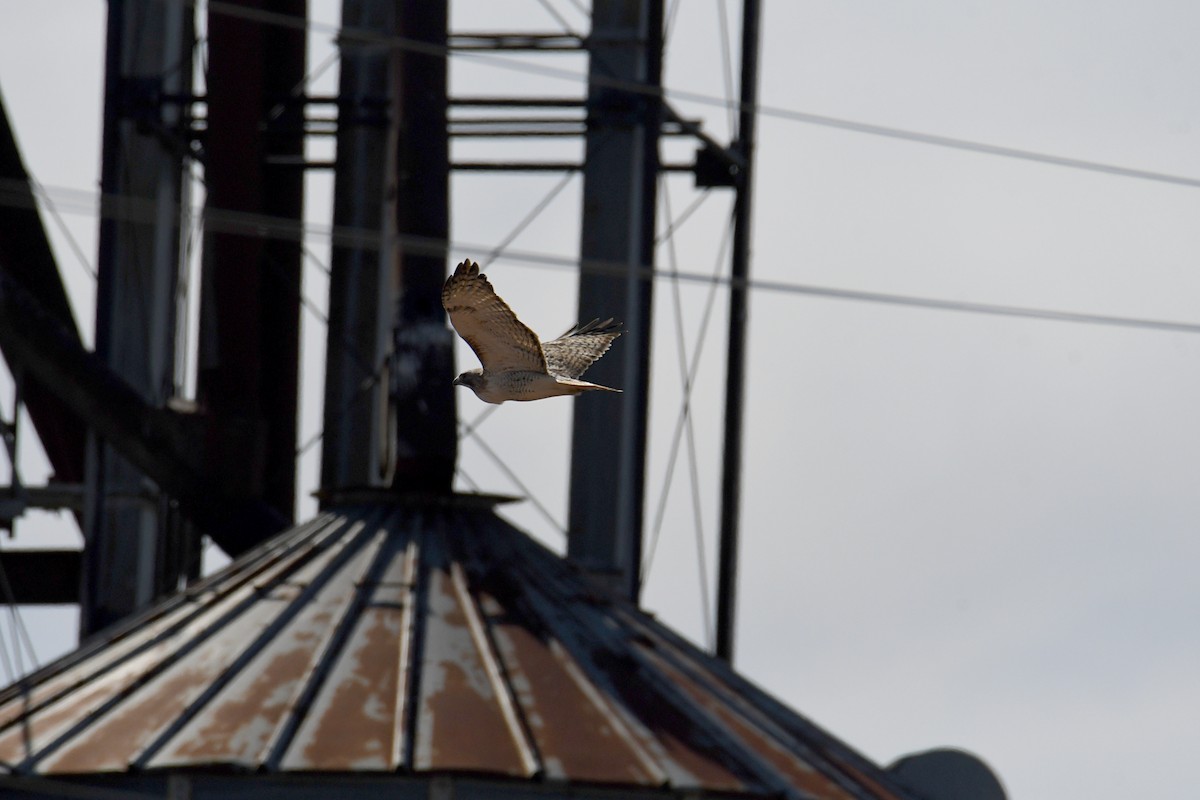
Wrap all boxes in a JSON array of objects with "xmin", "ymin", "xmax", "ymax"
[
  {"xmin": 199, "ymin": 0, "xmax": 306, "ymax": 546},
  {"xmin": 568, "ymin": 0, "xmax": 663, "ymax": 601},
  {"xmin": 322, "ymin": 0, "xmax": 456, "ymax": 501},
  {"xmin": 715, "ymin": 0, "xmax": 763, "ymax": 664},
  {"xmin": 390, "ymin": 0, "xmax": 456, "ymax": 493},
  {"xmin": 321, "ymin": 0, "xmax": 401, "ymax": 496},
  {"xmin": 84, "ymin": 0, "xmax": 194, "ymax": 634}
]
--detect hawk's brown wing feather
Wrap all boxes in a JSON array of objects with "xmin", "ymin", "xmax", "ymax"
[
  {"xmin": 442, "ymin": 260, "xmax": 548, "ymax": 373},
  {"xmin": 541, "ymin": 318, "xmax": 623, "ymax": 380}
]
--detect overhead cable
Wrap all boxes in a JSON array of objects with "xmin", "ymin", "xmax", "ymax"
[
  {"xmin": 178, "ymin": 0, "xmax": 1200, "ymax": 191},
  {"xmin": 12, "ymin": 179, "xmax": 1200, "ymax": 338}
]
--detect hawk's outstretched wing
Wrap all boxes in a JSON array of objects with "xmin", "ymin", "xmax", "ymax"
[
  {"xmin": 441, "ymin": 260, "xmax": 548, "ymax": 373},
  {"xmin": 542, "ymin": 318, "xmax": 623, "ymax": 380}
]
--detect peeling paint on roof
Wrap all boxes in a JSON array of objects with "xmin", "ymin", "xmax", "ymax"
[{"xmin": 0, "ymin": 495, "xmax": 915, "ymax": 799}]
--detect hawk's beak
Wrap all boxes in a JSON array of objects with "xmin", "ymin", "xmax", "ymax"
[{"xmin": 452, "ymin": 375, "xmax": 463, "ymax": 387}]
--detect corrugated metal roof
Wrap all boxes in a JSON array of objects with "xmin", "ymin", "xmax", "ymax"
[{"xmin": 0, "ymin": 495, "xmax": 915, "ymax": 799}]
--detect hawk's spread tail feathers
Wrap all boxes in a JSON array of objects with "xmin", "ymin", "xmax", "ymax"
[{"xmin": 542, "ymin": 317, "xmax": 622, "ymax": 380}]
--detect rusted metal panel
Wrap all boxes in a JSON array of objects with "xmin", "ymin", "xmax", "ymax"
[
  {"xmin": 0, "ymin": 513, "xmax": 342, "ymax": 748},
  {"xmin": 0, "ymin": 520, "xmax": 333, "ymax": 766},
  {"xmin": 281, "ymin": 534, "xmax": 416, "ymax": 771},
  {"xmin": 0, "ymin": 499, "xmax": 917, "ymax": 799},
  {"xmin": 454, "ymin": 511, "xmax": 677, "ymax": 789},
  {"xmin": 587, "ymin": 648, "xmax": 751, "ymax": 794},
  {"xmin": 489, "ymin": 522, "xmax": 752, "ymax": 793},
  {"xmin": 412, "ymin": 530, "xmax": 528, "ymax": 776},
  {"xmin": 37, "ymin": 586, "xmax": 301, "ymax": 773},
  {"xmin": 147, "ymin": 527, "xmax": 387, "ymax": 768},
  {"xmin": 618, "ymin": 604, "xmax": 909, "ymax": 800},
  {"xmin": 35, "ymin": 516, "xmax": 371, "ymax": 773},
  {"xmin": 638, "ymin": 642, "xmax": 857, "ymax": 800},
  {"xmin": 0, "ymin": 645, "xmax": 163, "ymax": 767},
  {"xmin": 475, "ymin": 587, "xmax": 664, "ymax": 785}
]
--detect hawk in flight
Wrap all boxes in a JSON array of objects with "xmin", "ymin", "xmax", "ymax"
[{"xmin": 442, "ymin": 260, "xmax": 623, "ymax": 403}]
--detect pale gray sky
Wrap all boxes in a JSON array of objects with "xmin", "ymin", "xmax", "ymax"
[{"xmin": 3, "ymin": 2, "xmax": 1200, "ymax": 798}]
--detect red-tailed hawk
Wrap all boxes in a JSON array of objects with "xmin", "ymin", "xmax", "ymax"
[{"xmin": 441, "ymin": 260, "xmax": 623, "ymax": 403}]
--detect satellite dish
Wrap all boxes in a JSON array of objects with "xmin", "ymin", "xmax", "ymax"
[{"xmin": 888, "ymin": 748, "xmax": 1007, "ymax": 800}]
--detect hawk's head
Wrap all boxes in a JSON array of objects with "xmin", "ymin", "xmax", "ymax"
[
  {"xmin": 452, "ymin": 368, "xmax": 508, "ymax": 404},
  {"xmin": 452, "ymin": 369, "xmax": 485, "ymax": 389}
]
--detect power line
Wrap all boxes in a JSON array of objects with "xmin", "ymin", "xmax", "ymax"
[
  {"xmin": 29, "ymin": 178, "xmax": 98, "ymax": 282},
  {"xmin": 533, "ymin": 0, "xmax": 582, "ymax": 38},
  {"xmin": 0, "ymin": 552, "xmax": 38, "ymax": 679},
  {"xmin": 4, "ymin": 8, "xmax": 1194, "ymax": 337},
  {"xmin": 756, "ymin": 107, "xmax": 1200, "ymax": 190},
  {"xmin": 460, "ymin": 426, "xmax": 566, "ymax": 537},
  {"xmin": 741, "ymin": 279, "xmax": 1200, "ymax": 335},
  {"xmin": 643, "ymin": 207, "xmax": 733, "ymax": 588},
  {"xmin": 652, "ymin": 179, "xmax": 719, "ymax": 649},
  {"xmin": 713, "ymin": 0, "xmax": 738, "ymax": 139},
  {"xmin": 10, "ymin": 179, "xmax": 1200, "ymax": 338},
  {"xmin": 367, "ymin": 249, "xmax": 1200, "ymax": 338},
  {"xmin": 180, "ymin": 0, "xmax": 1200, "ymax": 192},
  {"xmin": 653, "ymin": 187, "xmax": 713, "ymax": 244},
  {"xmin": 8, "ymin": 0, "xmax": 1200, "ymax": 354},
  {"xmin": 559, "ymin": 0, "xmax": 589, "ymax": 19},
  {"xmin": 479, "ymin": 171, "xmax": 578, "ymax": 269}
]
